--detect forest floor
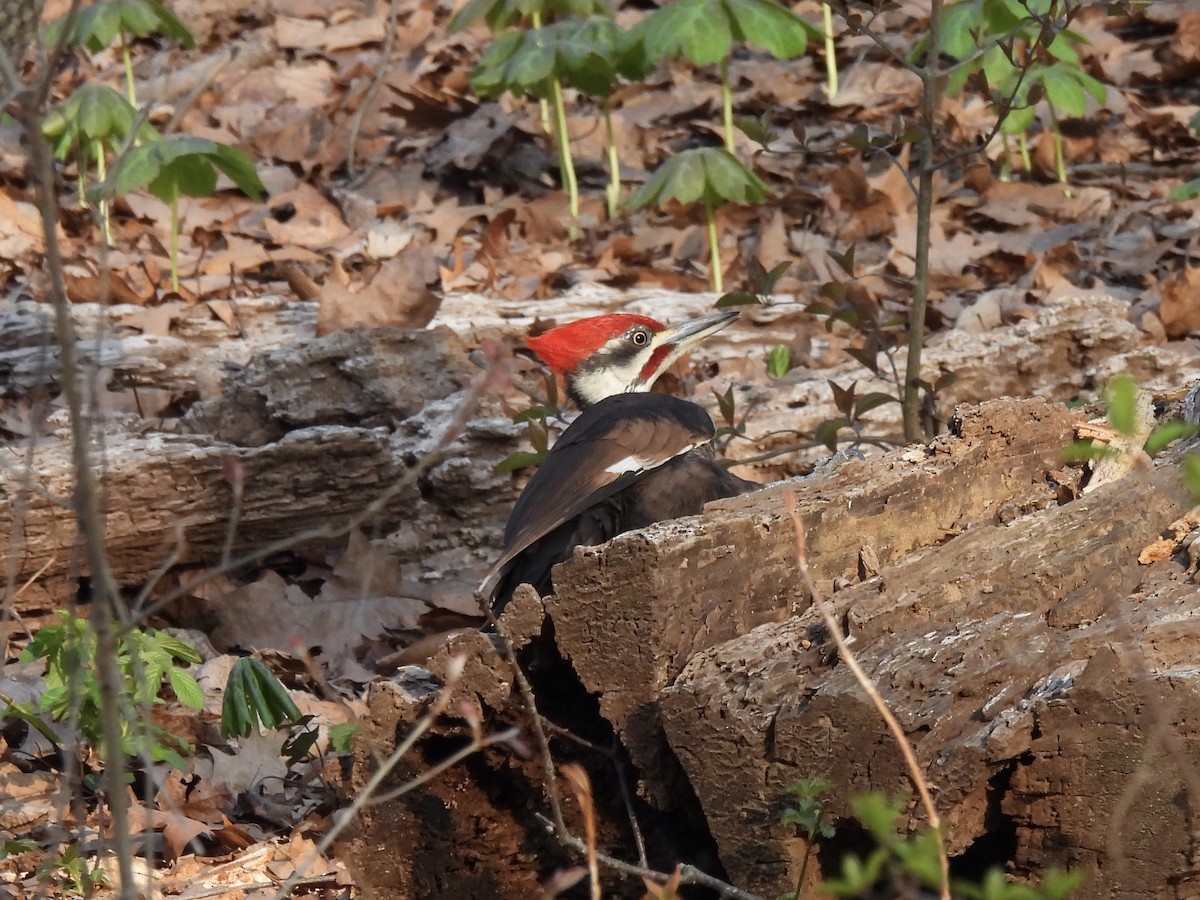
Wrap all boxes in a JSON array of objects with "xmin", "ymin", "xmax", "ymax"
[{"xmin": 2, "ymin": 0, "xmax": 1200, "ymax": 895}]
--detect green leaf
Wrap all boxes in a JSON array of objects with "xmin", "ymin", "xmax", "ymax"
[
  {"xmin": 629, "ymin": 0, "xmax": 818, "ymax": 66},
  {"xmin": 42, "ymin": 84, "xmax": 154, "ymax": 158},
  {"xmin": 471, "ymin": 29, "xmax": 558, "ymax": 98},
  {"xmin": 221, "ymin": 658, "xmax": 301, "ymax": 738},
  {"xmin": 785, "ymin": 776, "xmax": 833, "ymax": 799},
  {"xmin": 726, "ymin": 0, "xmax": 821, "ymax": 59},
  {"xmin": 1184, "ymin": 453, "xmax": 1200, "ymax": 502},
  {"xmin": 714, "ymin": 291, "xmax": 761, "ymax": 308},
  {"xmin": 1106, "ymin": 374, "xmax": 1138, "ymax": 436},
  {"xmin": 1001, "ymin": 102, "xmax": 1038, "ymax": 136},
  {"xmin": 154, "ymin": 632, "xmax": 202, "ymax": 664},
  {"xmin": 848, "ymin": 792, "xmax": 905, "ymax": 844},
  {"xmin": 1, "ymin": 839, "xmax": 38, "ymax": 859},
  {"xmin": 627, "ymin": 148, "xmax": 767, "ymax": 211},
  {"xmin": 330, "ymin": 722, "xmax": 358, "ymax": 753},
  {"xmin": 766, "ymin": 344, "xmax": 791, "ymax": 378},
  {"xmin": 701, "ymin": 147, "xmax": 769, "ymax": 203},
  {"xmin": 1170, "ymin": 178, "xmax": 1200, "ymax": 202},
  {"xmin": 494, "ymin": 450, "xmax": 546, "ymax": 473},
  {"xmin": 111, "ymin": 135, "xmax": 265, "ymax": 203},
  {"xmin": 283, "ymin": 722, "xmax": 321, "ymax": 764},
  {"xmin": 814, "ymin": 416, "xmax": 848, "ymax": 453},
  {"xmin": 628, "ymin": 0, "xmax": 733, "ymax": 66},
  {"xmin": 450, "ymin": 0, "xmax": 611, "ymax": 32},
  {"xmin": 168, "ymin": 669, "xmax": 204, "ymax": 710},
  {"xmin": 1060, "ymin": 440, "xmax": 1113, "ymax": 464},
  {"xmin": 854, "ymin": 392, "xmax": 899, "ymax": 417},
  {"xmin": 49, "ymin": 0, "xmax": 194, "ymax": 51},
  {"xmin": 1145, "ymin": 420, "xmax": 1198, "ymax": 454},
  {"xmin": 1041, "ymin": 66, "xmax": 1088, "ymax": 118}
]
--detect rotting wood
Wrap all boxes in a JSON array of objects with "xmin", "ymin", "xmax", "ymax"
[
  {"xmin": 1, "ymin": 325, "xmax": 523, "ymax": 611},
  {"xmin": 655, "ymin": 442, "xmax": 1197, "ymax": 896}
]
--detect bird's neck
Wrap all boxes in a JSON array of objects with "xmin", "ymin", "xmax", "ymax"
[{"xmin": 565, "ymin": 367, "xmax": 638, "ymax": 408}]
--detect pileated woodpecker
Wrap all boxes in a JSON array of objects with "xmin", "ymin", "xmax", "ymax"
[{"xmin": 481, "ymin": 311, "xmax": 757, "ymax": 612}]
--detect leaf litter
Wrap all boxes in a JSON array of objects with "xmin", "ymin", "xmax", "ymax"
[{"xmin": 3, "ymin": 0, "xmax": 1200, "ymax": 894}]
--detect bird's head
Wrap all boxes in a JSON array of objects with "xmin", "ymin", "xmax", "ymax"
[{"xmin": 527, "ymin": 311, "xmax": 738, "ymax": 407}]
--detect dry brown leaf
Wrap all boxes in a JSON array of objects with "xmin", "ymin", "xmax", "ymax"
[
  {"xmin": 272, "ymin": 14, "xmax": 387, "ymax": 52},
  {"xmin": 0, "ymin": 766, "xmax": 56, "ymax": 832},
  {"xmin": 0, "ymin": 193, "xmax": 45, "ymax": 257},
  {"xmin": 209, "ymin": 730, "xmax": 290, "ymax": 797},
  {"xmin": 126, "ymin": 802, "xmax": 214, "ymax": 862},
  {"xmin": 316, "ymin": 237, "xmax": 441, "ymax": 334},
  {"xmin": 755, "ymin": 208, "xmax": 788, "ymax": 271},
  {"xmin": 261, "ymin": 183, "xmax": 352, "ymax": 249},
  {"xmin": 1158, "ymin": 267, "xmax": 1200, "ymax": 338}
]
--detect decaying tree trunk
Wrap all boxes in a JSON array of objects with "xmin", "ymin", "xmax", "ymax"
[
  {"xmin": 0, "ymin": 324, "xmax": 523, "ymax": 611},
  {"xmin": 346, "ymin": 392, "xmax": 1200, "ymax": 899}
]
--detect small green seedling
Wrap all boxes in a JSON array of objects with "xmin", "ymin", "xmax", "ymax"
[
  {"xmin": 627, "ymin": 146, "xmax": 766, "ymax": 292},
  {"xmin": 450, "ymin": 0, "xmax": 610, "ymax": 33},
  {"xmin": 938, "ymin": 0, "xmax": 1104, "ymax": 184},
  {"xmin": 779, "ymin": 777, "xmax": 836, "ymax": 900},
  {"xmin": 48, "ymin": 0, "xmax": 195, "ymax": 106},
  {"xmin": 110, "ymin": 135, "xmax": 266, "ymax": 290},
  {"xmin": 455, "ymin": 0, "xmax": 614, "ymax": 229},
  {"xmin": 42, "ymin": 83, "xmax": 157, "ymax": 244},
  {"xmin": 19, "ymin": 613, "xmax": 202, "ymax": 769},
  {"xmin": 221, "ymin": 657, "xmax": 303, "ymax": 738},
  {"xmin": 625, "ymin": 0, "xmax": 821, "ymax": 151},
  {"xmin": 471, "ymin": 14, "xmax": 644, "ymax": 225}
]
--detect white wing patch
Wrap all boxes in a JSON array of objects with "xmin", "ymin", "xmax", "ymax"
[
  {"xmin": 603, "ymin": 438, "xmax": 708, "ymax": 475},
  {"xmin": 604, "ymin": 455, "xmax": 654, "ymax": 474}
]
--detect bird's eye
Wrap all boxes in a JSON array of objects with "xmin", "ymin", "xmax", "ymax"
[{"xmin": 631, "ymin": 330, "xmax": 649, "ymax": 346}]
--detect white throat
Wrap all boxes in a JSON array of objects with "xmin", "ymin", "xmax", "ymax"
[{"xmin": 570, "ymin": 362, "xmax": 648, "ymax": 407}]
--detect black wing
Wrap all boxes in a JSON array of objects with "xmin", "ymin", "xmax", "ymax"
[{"xmin": 479, "ymin": 393, "xmax": 715, "ymax": 602}]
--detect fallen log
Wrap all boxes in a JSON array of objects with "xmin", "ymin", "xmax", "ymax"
[
  {"xmin": 0, "ymin": 327, "xmax": 523, "ymax": 611},
  {"xmin": 656, "ymin": 439, "xmax": 1197, "ymax": 895}
]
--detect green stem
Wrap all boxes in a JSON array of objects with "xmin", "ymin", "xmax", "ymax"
[
  {"xmin": 794, "ymin": 810, "xmax": 823, "ymax": 898},
  {"xmin": 603, "ymin": 98, "xmax": 619, "ymax": 220},
  {"xmin": 903, "ymin": 0, "xmax": 944, "ymax": 445},
  {"xmin": 1048, "ymin": 106, "xmax": 1069, "ymax": 192},
  {"xmin": 550, "ymin": 76, "xmax": 580, "ymax": 236},
  {"xmin": 1000, "ymin": 132, "xmax": 1012, "ymax": 181},
  {"xmin": 120, "ymin": 32, "xmax": 137, "ymax": 107},
  {"xmin": 705, "ymin": 200, "xmax": 723, "ymax": 293},
  {"xmin": 94, "ymin": 139, "xmax": 111, "ymax": 247},
  {"xmin": 720, "ymin": 57, "xmax": 735, "ymax": 153},
  {"xmin": 822, "ymin": 2, "xmax": 838, "ymax": 98},
  {"xmin": 169, "ymin": 192, "xmax": 180, "ymax": 292},
  {"xmin": 1018, "ymin": 131, "xmax": 1031, "ymax": 173},
  {"xmin": 532, "ymin": 12, "xmax": 552, "ymax": 134},
  {"xmin": 76, "ymin": 147, "xmax": 87, "ymax": 206}
]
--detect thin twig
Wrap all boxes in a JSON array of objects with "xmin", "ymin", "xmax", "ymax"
[
  {"xmin": 491, "ymin": 619, "xmax": 567, "ymax": 834},
  {"xmin": 535, "ymin": 815, "xmax": 763, "ymax": 900},
  {"xmin": 345, "ymin": 0, "xmax": 401, "ymax": 175},
  {"xmin": 613, "ymin": 750, "xmax": 648, "ymax": 868},
  {"xmin": 783, "ymin": 490, "xmax": 950, "ymax": 899},
  {"xmin": 8, "ymin": 12, "xmax": 142, "ymax": 896},
  {"xmin": 489, "ymin": 612, "xmax": 758, "ymax": 899}
]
